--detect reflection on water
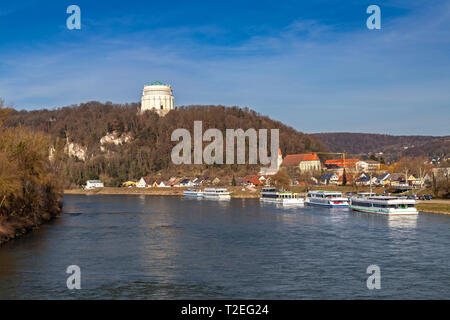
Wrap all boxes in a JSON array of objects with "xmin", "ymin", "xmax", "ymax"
[
  {"xmin": 0, "ymin": 195, "xmax": 449, "ymax": 299},
  {"xmin": 260, "ymin": 202, "xmax": 305, "ymax": 211},
  {"xmin": 349, "ymin": 210, "xmax": 419, "ymax": 229},
  {"xmin": 387, "ymin": 215, "xmax": 418, "ymax": 229}
]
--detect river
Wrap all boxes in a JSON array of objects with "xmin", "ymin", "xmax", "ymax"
[{"xmin": 0, "ymin": 194, "xmax": 449, "ymax": 299}]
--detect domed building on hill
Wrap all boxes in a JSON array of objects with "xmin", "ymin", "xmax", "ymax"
[{"xmin": 141, "ymin": 81, "xmax": 174, "ymax": 116}]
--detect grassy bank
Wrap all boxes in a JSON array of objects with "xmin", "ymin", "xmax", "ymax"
[
  {"xmin": 416, "ymin": 202, "xmax": 450, "ymax": 215},
  {"xmin": 64, "ymin": 186, "xmax": 261, "ymax": 198},
  {"xmin": 64, "ymin": 185, "xmax": 387, "ymax": 198},
  {"xmin": 65, "ymin": 187, "xmax": 184, "ymax": 196}
]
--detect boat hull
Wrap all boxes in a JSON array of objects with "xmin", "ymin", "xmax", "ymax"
[
  {"xmin": 260, "ymin": 198, "xmax": 304, "ymax": 205},
  {"xmin": 305, "ymin": 199, "xmax": 349, "ymax": 207},
  {"xmin": 350, "ymin": 205, "xmax": 418, "ymax": 215},
  {"xmin": 203, "ymin": 195, "xmax": 231, "ymax": 200},
  {"xmin": 183, "ymin": 192, "xmax": 203, "ymax": 197}
]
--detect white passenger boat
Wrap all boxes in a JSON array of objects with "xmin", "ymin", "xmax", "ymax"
[
  {"xmin": 202, "ymin": 188, "xmax": 231, "ymax": 200},
  {"xmin": 349, "ymin": 192, "xmax": 377, "ymax": 204},
  {"xmin": 349, "ymin": 195, "xmax": 418, "ymax": 215},
  {"xmin": 260, "ymin": 187, "xmax": 304, "ymax": 205},
  {"xmin": 305, "ymin": 190, "xmax": 349, "ymax": 207},
  {"xmin": 356, "ymin": 192, "xmax": 377, "ymax": 197},
  {"xmin": 183, "ymin": 189, "xmax": 203, "ymax": 197}
]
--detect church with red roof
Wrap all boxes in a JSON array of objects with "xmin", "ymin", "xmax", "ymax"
[{"xmin": 281, "ymin": 153, "xmax": 321, "ymax": 173}]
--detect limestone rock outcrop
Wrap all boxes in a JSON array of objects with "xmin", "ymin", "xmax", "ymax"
[
  {"xmin": 64, "ymin": 140, "xmax": 87, "ymax": 161},
  {"xmin": 100, "ymin": 131, "xmax": 132, "ymax": 152}
]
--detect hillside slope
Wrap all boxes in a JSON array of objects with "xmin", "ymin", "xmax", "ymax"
[
  {"xmin": 5, "ymin": 102, "xmax": 327, "ymax": 187},
  {"xmin": 313, "ymin": 132, "xmax": 450, "ymax": 161}
]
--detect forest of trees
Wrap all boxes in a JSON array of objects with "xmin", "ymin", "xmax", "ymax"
[
  {"xmin": 4, "ymin": 102, "xmax": 328, "ymax": 188},
  {"xmin": 313, "ymin": 132, "xmax": 450, "ymax": 161},
  {"xmin": 0, "ymin": 100, "xmax": 62, "ymax": 244}
]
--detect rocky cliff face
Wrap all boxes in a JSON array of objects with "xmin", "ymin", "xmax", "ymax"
[
  {"xmin": 49, "ymin": 145, "xmax": 56, "ymax": 161},
  {"xmin": 64, "ymin": 140, "xmax": 87, "ymax": 161},
  {"xmin": 100, "ymin": 131, "xmax": 132, "ymax": 151}
]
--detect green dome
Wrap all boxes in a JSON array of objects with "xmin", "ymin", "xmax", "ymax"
[{"xmin": 150, "ymin": 81, "xmax": 165, "ymax": 86}]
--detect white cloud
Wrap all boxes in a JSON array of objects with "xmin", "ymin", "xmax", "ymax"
[{"xmin": 0, "ymin": 1, "xmax": 449, "ymax": 135}]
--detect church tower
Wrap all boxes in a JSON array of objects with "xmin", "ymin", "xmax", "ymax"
[
  {"xmin": 276, "ymin": 148, "xmax": 283, "ymax": 170},
  {"xmin": 259, "ymin": 148, "xmax": 283, "ymax": 176}
]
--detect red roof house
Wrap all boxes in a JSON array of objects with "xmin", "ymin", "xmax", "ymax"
[
  {"xmin": 243, "ymin": 175, "xmax": 264, "ymax": 186},
  {"xmin": 325, "ymin": 158, "xmax": 360, "ymax": 169},
  {"xmin": 280, "ymin": 153, "xmax": 321, "ymax": 172}
]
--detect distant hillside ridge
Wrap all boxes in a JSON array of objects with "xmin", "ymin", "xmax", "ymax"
[
  {"xmin": 313, "ymin": 132, "xmax": 450, "ymax": 161},
  {"xmin": 4, "ymin": 102, "xmax": 327, "ymax": 187}
]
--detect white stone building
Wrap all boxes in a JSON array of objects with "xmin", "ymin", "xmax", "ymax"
[{"xmin": 141, "ymin": 81, "xmax": 174, "ymax": 116}]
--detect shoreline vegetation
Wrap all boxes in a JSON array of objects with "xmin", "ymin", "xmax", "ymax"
[
  {"xmin": 415, "ymin": 202, "xmax": 450, "ymax": 215},
  {"xmin": 64, "ymin": 187, "xmax": 450, "ymax": 215},
  {"xmin": 0, "ymin": 103, "xmax": 63, "ymax": 246}
]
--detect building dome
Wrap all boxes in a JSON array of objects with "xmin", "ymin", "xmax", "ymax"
[{"xmin": 141, "ymin": 81, "xmax": 174, "ymax": 115}]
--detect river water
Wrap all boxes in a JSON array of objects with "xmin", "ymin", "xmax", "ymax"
[{"xmin": 0, "ymin": 194, "xmax": 449, "ymax": 299}]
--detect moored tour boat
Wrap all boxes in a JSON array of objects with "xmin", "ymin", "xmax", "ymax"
[
  {"xmin": 202, "ymin": 188, "xmax": 231, "ymax": 200},
  {"xmin": 349, "ymin": 192, "xmax": 377, "ymax": 204},
  {"xmin": 356, "ymin": 192, "xmax": 377, "ymax": 198},
  {"xmin": 305, "ymin": 190, "xmax": 349, "ymax": 207},
  {"xmin": 349, "ymin": 196, "xmax": 418, "ymax": 215},
  {"xmin": 260, "ymin": 187, "xmax": 304, "ymax": 205},
  {"xmin": 183, "ymin": 189, "xmax": 203, "ymax": 197}
]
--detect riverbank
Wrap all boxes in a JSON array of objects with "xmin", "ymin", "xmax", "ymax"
[
  {"xmin": 63, "ymin": 185, "xmax": 384, "ymax": 197},
  {"xmin": 0, "ymin": 113, "xmax": 64, "ymax": 246},
  {"xmin": 0, "ymin": 202, "xmax": 62, "ymax": 246},
  {"xmin": 64, "ymin": 186, "xmax": 261, "ymax": 198},
  {"xmin": 416, "ymin": 201, "xmax": 450, "ymax": 215}
]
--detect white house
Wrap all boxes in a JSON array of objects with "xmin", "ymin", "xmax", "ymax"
[
  {"xmin": 319, "ymin": 173, "xmax": 339, "ymax": 185},
  {"xmin": 356, "ymin": 173, "xmax": 377, "ymax": 186},
  {"xmin": 85, "ymin": 180, "xmax": 104, "ymax": 190}
]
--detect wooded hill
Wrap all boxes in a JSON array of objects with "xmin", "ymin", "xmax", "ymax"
[
  {"xmin": 313, "ymin": 132, "xmax": 450, "ymax": 162},
  {"xmin": 4, "ymin": 102, "xmax": 327, "ymax": 187}
]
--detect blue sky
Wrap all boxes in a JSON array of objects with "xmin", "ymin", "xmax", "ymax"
[{"xmin": 0, "ymin": 0, "xmax": 449, "ymax": 135}]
